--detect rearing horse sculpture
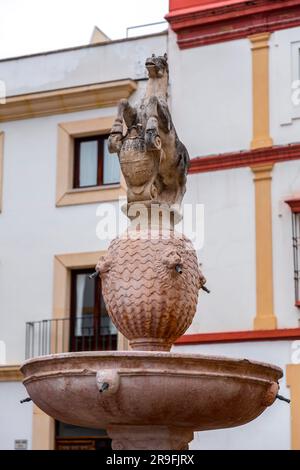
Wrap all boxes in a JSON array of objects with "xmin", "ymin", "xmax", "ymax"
[{"xmin": 108, "ymin": 53, "xmax": 190, "ymax": 211}]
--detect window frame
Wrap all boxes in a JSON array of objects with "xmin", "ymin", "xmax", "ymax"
[
  {"xmin": 73, "ymin": 135, "xmax": 104, "ymax": 189},
  {"xmin": 69, "ymin": 267, "xmax": 117, "ymax": 352},
  {"xmin": 291, "ymin": 211, "xmax": 300, "ymax": 307},
  {"xmin": 56, "ymin": 117, "xmax": 126, "ymax": 207},
  {"xmin": 285, "ymin": 197, "xmax": 300, "ymax": 307}
]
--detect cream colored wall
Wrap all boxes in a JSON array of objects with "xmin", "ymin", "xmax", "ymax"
[
  {"xmin": 0, "ymin": 382, "xmax": 33, "ymax": 450},
  {"xmin": 183, "ymin": 155, "xmax": 300, "ymax": 335},
  {"xmin": 270, "ymin": 26, "xmax": 300, "ymax": 144},
  {"xmin": 185, "ymin": 168, "xmax": 256, "ymax": 333},
  {"xmin": 168, "ymin": 30, "xmax": 252, "ymax": 156}
]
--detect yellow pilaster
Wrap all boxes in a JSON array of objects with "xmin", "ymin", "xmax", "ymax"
[
  {"xmin": 32, "ymin": 405, "xmax": 55, "ymax": 450},
  {"xmin": 286, "ymin": 364, "xmax": 300, "ymax": 450},
  {"xmin": 249, "ymin": 33, "xmax": 273, "ymax": 149},
  {"xmin": 251, "ymin": 164, "xmax": 277, "ymax": 330}
]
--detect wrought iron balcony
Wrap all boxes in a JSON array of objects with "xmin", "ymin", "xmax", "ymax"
[{"xmin": 25, "ymin": 316, "xmax": 118, "ymax": 359}]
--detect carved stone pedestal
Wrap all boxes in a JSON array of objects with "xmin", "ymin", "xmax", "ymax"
[{"xmin": 107, "ymin": 425, "xmax": 193, "ymax": 450}]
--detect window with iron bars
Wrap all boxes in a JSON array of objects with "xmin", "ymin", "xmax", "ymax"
[
  {"xmin": 286, "ymin": 198, "xmax": 300, "ymax": 307},
  {"xmin": 292, "ymin": 212, "xmax": 300, "ymax": 307}
]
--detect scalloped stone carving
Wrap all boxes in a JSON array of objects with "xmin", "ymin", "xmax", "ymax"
[{"xmin": 97, "ymin": 229, "xmax": 205, "ymax": 351}]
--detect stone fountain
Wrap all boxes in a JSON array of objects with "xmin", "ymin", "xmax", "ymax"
[{"xmin": 21, "ymin": 54, "xmax": 283, "ymax": 450}]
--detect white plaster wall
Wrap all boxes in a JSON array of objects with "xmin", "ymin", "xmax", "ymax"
[
  {"xmin": 0, "ymin": 382, "xmax": 32, "ymax": 450},
  {"xmin": 272, "ymin": 160, "xmax": 300, "ymax": 328},
  {"xmin": 168, "ymin": 30, "xmax": 252, "ymax": 157},
  {"xmin": 270, "ymin": 26, "xmax": 300, "ymax": 144},
  {"xmin": 185, "ymin": 168, "xmax": 256, "ymax": 333},
  {"xmin": 0, "ymin": 33, "xmax": 167, "ymax": 96},
  {"xmin": 173, "ymin": 340, "xmax": 292, "ymax": 450}
]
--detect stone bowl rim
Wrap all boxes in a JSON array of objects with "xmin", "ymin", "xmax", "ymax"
[{"xmin": 20, "ymin": 350, "xmax": 283, "ymax": 381}]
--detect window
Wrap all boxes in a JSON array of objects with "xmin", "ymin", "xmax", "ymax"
[
  {"xmin": 70, "ymin": 268, "xmax": 117, "ymax": 351},
  {"xmin": 73, "ymin": 135, "xmax": 120, "ymax": 188},
  {"xmin": 291, "ymin": 211, "xmax": 300, "ymax": 307},
  {"xmin": 56, "ymin": 117, "xmax": 126, "ymax": 207},
  {"xmin": 286, "ymin": 198, "xmax": 300, "ymax": 307}
]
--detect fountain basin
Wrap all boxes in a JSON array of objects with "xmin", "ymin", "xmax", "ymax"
[{"xmin": 21, "ymin": 351, "xmax": 282, "ymax": 450}]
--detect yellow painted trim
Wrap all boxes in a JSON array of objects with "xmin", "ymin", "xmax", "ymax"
[
  {"xmin": 249, "ymin": 33, "xmax": 273, "ymax": 149},
  {"xmin": 286, "ymin": 364, "xmax": 300, "ymax": 450},
  {"xmin": 251, "ymin": 164, "xmax": 277, "ymax": 330},
  {"xmin": 56, "ymin": 116, "xmax": 126, "ymax": 207},
  {"xmin": 0, "ymin": 80, "xmax": 137, "ymax": 122},
  {"xmin": 55, "ymin": 251, "xmax": 103, "ymax": 270},
  {"xmin": 53, "ymin": 251, "xmax": 103, "ymax": 324},
  {"xmin": 32, "ymin": 404, "xmax": 55, "ymax": 450},
  {"xmin": 0, "ymin": 131, "xmax": 3, "ymax": 212},
  {"xmin": 90, "ymin": 26, "xmax": 110, "ymax": 44},
  {"xmin": 0, "ymin": 364, "xmax": 22, "ymax": 382},
  {"xmin": 59, "ymin": 116, "xmax": 114, "ymax": 136}
]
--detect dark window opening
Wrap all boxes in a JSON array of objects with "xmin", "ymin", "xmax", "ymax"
[
  {"xmin": 73, "ymin": 135, "xmax": 120, "ymax": 188},
  {"xmin": 70, "ymin": 268, "xmax": 118, "ymax": 351},
  {"xmin": 55, "ymin": 421, "xmax": 112, "ymax": 450},
  {"xmin": 292, "ymin": 212, "xmax": 300, "ymax": 307},
  {"xmin": 285, "ymin": 198, "xmax": 300, "ymax": 308}
]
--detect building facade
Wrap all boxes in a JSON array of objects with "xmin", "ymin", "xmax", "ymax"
[{"xmin": 0, "ymin": 0, "xmax": 300, "ymax": 450}]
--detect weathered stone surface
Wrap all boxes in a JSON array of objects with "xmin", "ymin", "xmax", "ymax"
[
  {"xmin": 96, "ymin": 230, "xmax": 205, "ymax": 351},
  {"xmin": 107, "ymin": 425, "xmax": 193, "ymax": 450},
  {"xmin": 21, "ymin": 351, "xmax": 282, "ymax": 450},
  {"xmin": 96, "ymin": 54, "xmax": 205, "ymax": 351},
  {"xmin": 108, "ymin": 54, "xmax": 189, "ymax": 210}
]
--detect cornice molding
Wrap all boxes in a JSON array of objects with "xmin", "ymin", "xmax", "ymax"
[
  {"xmin": 166, "ymin": 0, "xmax": 300, "ymax": 48},
  {"xmin": 0, "ymin": 79, "xmax": 137, "ymax": 122},
  {"xmin": 176, "ymin": 328, "xmax": 300, "ymax": 345},
  {"xmin": 189, "ymin": 143, "xmax": 300, "ymax": 174},
  {"xmin": 0, "ymin": 364, "xmax": 22, "ymax": 381},
  {"xmin": 285, "ymin": 197, "xmax": 300, "ymax": 214}
]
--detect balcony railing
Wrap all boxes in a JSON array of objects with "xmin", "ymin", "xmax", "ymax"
[{"xmin": 25, "ymin": 316, "xmax": 118, "ymax": 359}]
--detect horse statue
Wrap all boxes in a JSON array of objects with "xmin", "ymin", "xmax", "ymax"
[{"xmin": 108, "ymin": 53, "xmax": 190, "ymax": 213}]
